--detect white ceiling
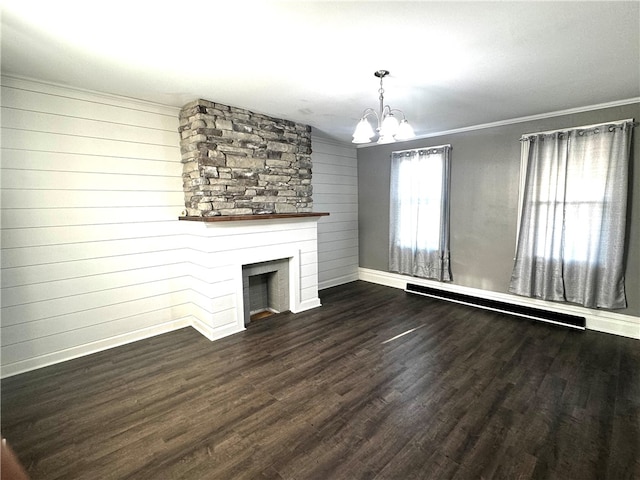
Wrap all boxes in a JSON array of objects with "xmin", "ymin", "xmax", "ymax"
[{"xmin": 2, "ymin": 1, "xmax": 639, "ymax": 143}]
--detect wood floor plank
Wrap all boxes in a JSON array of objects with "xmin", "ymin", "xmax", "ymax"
[{"xmin": 2, "ymin": 281, "xmax": 638, "ymax": 479}]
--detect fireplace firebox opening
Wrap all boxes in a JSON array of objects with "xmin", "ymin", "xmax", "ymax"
[{"xmin": 242, "ymin": 259, "xmax": 290, "ymax": 325}]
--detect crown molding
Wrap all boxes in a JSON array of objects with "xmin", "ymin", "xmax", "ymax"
[{"xmin": 356, "ymin": 97, "xmax": 640, "ymax": 148}]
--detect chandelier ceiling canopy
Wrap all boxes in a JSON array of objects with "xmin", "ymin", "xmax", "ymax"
[{"xmin": 352, "ymin": 70, "xmax": 415, "ymax": 144}]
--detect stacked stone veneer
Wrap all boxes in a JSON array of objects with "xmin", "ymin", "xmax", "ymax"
[{"xmin": 179, "ymin": 99, "xmax": 313, "ymax": 216}]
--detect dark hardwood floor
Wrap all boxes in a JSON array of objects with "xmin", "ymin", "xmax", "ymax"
[{"xmin": 2, "ymin": 281, "xmax": 639, "ymax": 479}]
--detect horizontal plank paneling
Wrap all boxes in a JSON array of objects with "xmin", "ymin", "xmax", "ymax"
[
  {"xmin": 1, "ymin": 206, "xmax": 183, "ymax": 229},
  {"xmin": 2, "ymin": 128, "xmax": 179, "ymax": 160},
  {"xmin": 318, "ymin": 228, "xmax": 358, "ymax": 243},
  {"xmin": 2, "ymin": 292, "xmax": 193, "ymax": 345},
  {"xmin": 317, "ymin": 221, "xmax": 358, "ymax": 233},
  {"xmin": 1, "ymin": 302, "xmax": 192, "ymax": 360},
  {"xmin": 2, "ymin": 264, "xmax": 189, "ymax": 308},
  {"xmin": 310, "ymin": 173, "xmax": 358, "ymax": 186},
  {"xmin": 188, "ymin": 267, "xmax": 236, "ymax": 287},
  {"xmin": 312, "ymin": 135, "xmax": 359, "ymax": 289},
  {"xmin": 0, "ymin": 82, "xmax": 177, "ymax": 127},
  {"xmin": 313, "ymin": 193, "xmax": 358, "ymax": 205},
  {"xmin": 313, "ymin": 183, "xmax": 359, "ymax": 195},
  {"xmin": 313, "ymin": 162, "xmax": 357, "ymax": 177},
  {"xmin": 1, "ymin": 189, "xmax": 185, "ymax": 209},
  {"xmin": 319, "ymin": 256, "xmax": 360, "ymax": 273},
  {"xmin": 311, "ymin": 139, "xmax": 358, "ymax": 159},
  {"xmin": 2, "ymin": 150, "xmax": 179, "ymax": 176},
  {"xmin": 320, "ymin": 264, "xmax": 361, "ymax": 283},
  {"xmin": 320, "ymin": 237, "xmax": 359, "ymax": 250},
  {"xmin": 0, "ymin": 77, "xmax": 186, "ymax": 372},
  {"xmin": 1, "ymin": 236, "xmax": 187, "ymax": 269},
  {"xmin": 319, "ymin": 246, "xmax": 360, "ymax": 262},
  {"xmin": 2, "ymin": 221, "xmax": 183, "ymax": 248},
  {"xmin": 189, "ymin": 291, "xmax": 237, "ymax": 316},
  {"xmin": 190, "ymin": 304, "xmax": 236, "ymax": 329},
  {"xmin": 316, "ymin": 212, "xmax": 358, "ymax": 224},
  {"xmin": 1, "ymin": 277, "xmax": 190, "ymax": 326},
  {"xmin": 300, "ymin": 250, "xmax": 319, "ymax": 267},
  {"xmin": 2, "ymin": 249, "xmax": 190, "ymax": 287},
  {"xmin": 2, "ymin": 107, "xmax": 178, "ymax": 145},
  {"xmin": 316, "ymin": 203, "xmax": 360, "ymax": 214},
  {"xmin": 1, "ymin": 169, "xmax": 180, "ymax": 191}
]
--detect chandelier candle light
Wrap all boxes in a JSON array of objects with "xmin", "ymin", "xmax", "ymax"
[{"xmin": 352, "ymin": 70, "xmax": 415, "ymax": 144}]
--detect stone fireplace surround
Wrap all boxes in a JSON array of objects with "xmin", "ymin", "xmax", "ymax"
[{"xmin": 179, "ymin": 99, "xmax": 313, "ymax": 217}]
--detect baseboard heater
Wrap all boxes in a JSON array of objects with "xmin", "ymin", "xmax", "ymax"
[{"xmin": 405, "ymin": 283, "xmax": 586, "ymax": 330}]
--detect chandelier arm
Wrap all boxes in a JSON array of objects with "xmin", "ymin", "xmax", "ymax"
[
  {"xmin": 360, "ymin": 107, "xmax": 378, "ymax": 118},
  {"xmin": 387, "ymin": 108, "xmax": 408, "ymax": 120},
  {"xmin": 359, "ymin": 108, "xmax": 381, "ymax": 129},
  {"xmin": 381, "ymin": 105, "xmax": 394, "ymax": 116}
]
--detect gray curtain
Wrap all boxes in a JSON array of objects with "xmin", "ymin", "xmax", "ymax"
[
  {"xmin": 389, "ymin": 146, "xmax": 452, "ymax": 281},
  {"xmin": 509, "ymin": 120, "xmax": 633, "ymax": 309}
]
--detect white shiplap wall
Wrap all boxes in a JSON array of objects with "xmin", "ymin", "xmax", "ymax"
[
  {"xmin": 0, "ymin": 76, "xmax": 189, "ymax": 377},
  {"xmin": 311, "ymin": 135, "xmax": 359, "ymax": 289}
]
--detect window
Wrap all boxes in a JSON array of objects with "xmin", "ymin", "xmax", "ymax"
[
  {"xmin": 389, "ymin": 145, "xmax": 452, "ymax": 281},
  {"xmin": 510, "ymin": 120, "xmax": 634, "ymax": 309}
]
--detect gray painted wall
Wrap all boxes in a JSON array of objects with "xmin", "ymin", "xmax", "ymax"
[{"xmin": 358, "ymin": 103, "xmax": 640, "ymax": 317}]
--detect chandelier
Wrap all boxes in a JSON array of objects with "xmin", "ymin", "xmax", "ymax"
[{"xmin": 352, "ymin": 70, "xmax": 415, "ymax": 144}]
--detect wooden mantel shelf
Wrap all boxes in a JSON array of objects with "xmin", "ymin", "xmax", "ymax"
[{"xmin": 179, "ymin": 212, "xmax": 329, "ymax": 222}]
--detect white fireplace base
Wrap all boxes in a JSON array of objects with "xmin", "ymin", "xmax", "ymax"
[{"xmin": 181, "ymin": 217, "xmax": 323, "ymax": 341}]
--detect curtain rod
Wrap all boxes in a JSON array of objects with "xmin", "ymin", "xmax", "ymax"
[
  {"xmin": 521, "ymin": 118, "xmax": 636, "ymax": 139},
  {"xmin": 392, "ymin": 144, "xmax": 451, "ymax": 155}
]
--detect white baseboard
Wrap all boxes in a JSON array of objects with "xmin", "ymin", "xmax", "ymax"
[
  {"xmin": 190, "ymin": 318, "xmax": 245, "ymax": 342},
  {"xmin": 359, "ymin": 268, "xmax": 640, "ymax": 340},
  {"xmin": 318, "ymin": 272, "xmax": 359, "ymax": 290},
  {"xmin": 293, "ymin": 298, "xmax": 323, "ymax": 313}
]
